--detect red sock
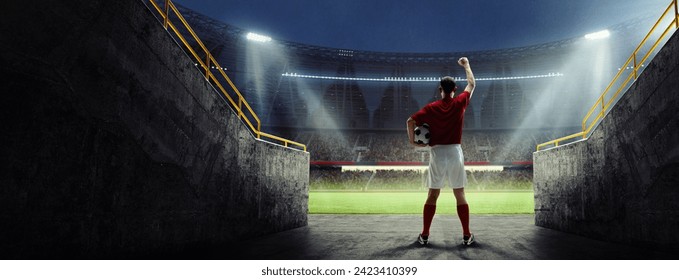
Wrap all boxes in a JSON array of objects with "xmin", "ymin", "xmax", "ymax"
[
  {"xmin": 421, "ymin": 204, "xmax": 436, "ymax": 236},
  {"xmin": 457, "ymin": 204, "xmax": 471, "ymax": 236}
]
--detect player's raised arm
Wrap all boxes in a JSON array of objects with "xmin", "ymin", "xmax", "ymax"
[{"xmin": 458, "ymin": 57, "xmax": 475, "ymax": 98}]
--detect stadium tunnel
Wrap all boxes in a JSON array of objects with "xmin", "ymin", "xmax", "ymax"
[
  {"xmin": 533, "ymin": 24, "xmax": 679, "ymax": 253},
  {"xmin": 0, "ymin": 0, "xmax": 309, "ymax": 258}
]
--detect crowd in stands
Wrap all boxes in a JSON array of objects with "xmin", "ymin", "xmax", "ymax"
[
  {"xmin": 298, "ymin": 129, "xmax": 573, "ymax": 162},
  {"xmin": 300, "ymin": 131, "xmax": 356, "ymax": 162},
  {"xmin": 467, "ymin": 169, "xmax": 532, "ymax": 190},
  {"xmin": 310, "ymin": 168, "xmax": 533, "ymax": 191}
]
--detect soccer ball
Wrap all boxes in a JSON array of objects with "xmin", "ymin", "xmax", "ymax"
[{"xmin": 414, "ymin": 123, "xmax": 430, "ymax": 145}]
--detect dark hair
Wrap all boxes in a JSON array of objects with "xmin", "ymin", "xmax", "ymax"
[{"xmin": 440, "ymin": 76, "xmax": 456, "ymax": 95}]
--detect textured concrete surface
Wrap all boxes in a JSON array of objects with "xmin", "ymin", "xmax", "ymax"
[
  {"xmin": 0, "ymin": 0, "xmax": 308, "ymax": 258},
  {"xmin": 221, "ymin": 215, "xmax": 676, "ymax": 260},
  {"xmin": 534, "ymin": 30, "xmax": 679, "ymax": 252}
]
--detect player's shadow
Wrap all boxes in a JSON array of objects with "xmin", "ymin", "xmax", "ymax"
[
  {"xmin": 414, "ymin": 241, "xmax": 450, "ymax": 251},
  {"xmin": 370, "ymin": 234, "xmax": 533, "ymax": 260},
  {"xmin": 371, "ymin": 240, "xmax": 461, "ymax": 259},
  {"xmin": 451, "ymin": 241, "xmax": 520, "ymax": 259},
  {"xmin": 371, "ymin": 241, "xmax": 421, "ymax": 257}
]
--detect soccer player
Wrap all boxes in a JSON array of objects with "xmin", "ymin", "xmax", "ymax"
[{"xmin": 406, "ymin": 57, "xmax": 476, "ymax": 246}]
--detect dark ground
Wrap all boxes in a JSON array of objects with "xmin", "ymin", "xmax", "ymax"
[{"xmin": 227, "ymin": 214, "xmax": 678, "ymax": 260}]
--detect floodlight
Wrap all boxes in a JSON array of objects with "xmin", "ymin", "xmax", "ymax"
[
  {"xmin": 246, "ymin": 32, "xmax": 272, "ymax": 43},
  {"xmin": 282, "ymin": 72, "xmax": 563, "ymax": 82},
  {"xmin": 584, "ymin": 30, "xmax": 610, "ymax": 40}
]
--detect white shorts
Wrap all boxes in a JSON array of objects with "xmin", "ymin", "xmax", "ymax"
[{"xmin": 427, "ymin": 144, "xmax": 467, "ymax": 189}]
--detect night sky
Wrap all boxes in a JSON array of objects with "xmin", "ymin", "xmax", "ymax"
[{"xmin": 175, "ymin": 0, "xmax": 667, "ymax": 52}]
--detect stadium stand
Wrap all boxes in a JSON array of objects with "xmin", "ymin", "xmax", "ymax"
[
  {"xmin": 174, "ymin": 2, "xmax": 655, "ymax": 135},
  {"xmin": 309, "ymin": 168, "xmax": 533, "ymax": 191},
  {"xmin": 286, "ymin": 128, "xmax": 572, "ymax": 162},
  {"xmin": 170, "ymin": 3, "xmax": 657, "ymax": 165}
]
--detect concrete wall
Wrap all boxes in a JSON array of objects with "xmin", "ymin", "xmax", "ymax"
[
  {"xmin": 0, "ymin": 0, "xmax": 308, "ymax": 258},
  {"xmin": 534, "ymin": 30, "xmax": 679, "ymax": 252}
]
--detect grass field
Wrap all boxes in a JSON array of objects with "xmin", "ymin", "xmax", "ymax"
[{"xmin": 309, "ymin": 191, "xmax": 534, "ymax": 214}]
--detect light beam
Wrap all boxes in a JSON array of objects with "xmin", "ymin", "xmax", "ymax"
[
  {"xmin": 246, "ymin": 32, "xmax": 272, "ymax": 43},
  {"xmin": 584, "ymin": 30, "xmax": 610, "ymax": 40}
]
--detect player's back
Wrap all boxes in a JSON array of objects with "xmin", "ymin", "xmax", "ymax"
[{"xmin": 412, "ymin": 91, "xmax": 470, "ymax": 145}]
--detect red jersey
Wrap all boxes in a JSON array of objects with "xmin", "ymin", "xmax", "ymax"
[{"xmin": 410, "ymin": 91, "xmax": 470, "ymax": 146}]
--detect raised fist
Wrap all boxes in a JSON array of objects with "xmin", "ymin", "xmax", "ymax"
[{"xmin": 458, "ymin": 57, "xmax": 469, "ymax": 67}]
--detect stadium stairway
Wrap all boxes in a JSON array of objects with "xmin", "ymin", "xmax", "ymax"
[
  {"xmin": 0, "ymin": 0, "xmax": 308, "ymax": 258},
  {"xmin": 533, "ymin": 27, "xmax": 679, "ymax": 253}
]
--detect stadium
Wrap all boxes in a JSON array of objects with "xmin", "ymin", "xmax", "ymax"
[
  {"xmin": 1, "ymin": 0, "xmax": 678, "ymax": 263},
  {"xmin": 174, "ymin": 2, "xmax": 660, "ymax": 162},
  {"xmin": 172, "ymin": 3, "xmax": 670, "ymax": 215}
]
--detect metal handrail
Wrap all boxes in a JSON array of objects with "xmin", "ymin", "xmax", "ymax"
[
  {"xmin": 537, "ymin": 0, "xmax": 679, "ymax": 151},
  {"xmin": 148, "ymin": 0, "xmax": 307, "ymax": 151},
  {"xmin": 536, "ymin": 131, "xmax": 585, "ymax": 151}
]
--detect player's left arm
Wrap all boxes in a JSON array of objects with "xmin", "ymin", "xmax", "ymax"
[{"xmin": 407, "ymin": 117, "xmax": 427, "ymax": 147}]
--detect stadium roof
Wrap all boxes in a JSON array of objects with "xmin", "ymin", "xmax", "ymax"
[
  {"xmin": 175, "ymin": 4, "xmax": 653, "ymax": 65},
  {"xmin": 175, "ymin": 0, "xmax": 667, "ymax": 53}
]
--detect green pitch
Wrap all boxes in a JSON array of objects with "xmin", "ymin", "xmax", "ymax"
[{"xmin": 309, "ymin": 191, "xmax": 534, "ymax": 214}]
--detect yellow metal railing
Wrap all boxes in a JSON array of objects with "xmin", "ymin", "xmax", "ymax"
[
  {"xmin": 537, "ymin": 0, "xmax": 678, "ymax": 151},
  {"xmin": 148, "ymin": 0, "xmax": 307, "ymax": 152}
]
